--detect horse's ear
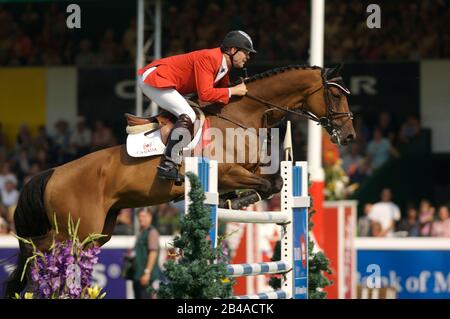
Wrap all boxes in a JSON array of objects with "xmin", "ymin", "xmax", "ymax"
[
  {"xmin": 329, "ymin": 64, "xmax": 344, "ymax": 78},
  {"xmin": 335, "ymin": 63, "xmax": 344, "ymax": 75}
]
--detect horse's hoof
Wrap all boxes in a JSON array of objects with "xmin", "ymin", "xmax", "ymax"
[{"xmin": 174, "ymin": 180, "xmax": 183, "ymax": 186}]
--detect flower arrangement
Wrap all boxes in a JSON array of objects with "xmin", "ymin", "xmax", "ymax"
[
  {"xmin": 324, "ymin": 158, "xmax": 350, "ymax": 200},
  {"xmin": 13, "ymin": 214, "xmax": 107, "ymax": 299},
  {"xmin": 323, "ymin": 137, "xmax": 350, "ymax": 200}
]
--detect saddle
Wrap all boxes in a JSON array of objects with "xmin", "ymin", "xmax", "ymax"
[
  {"xmin": 124, "ymin": 99, "xmax": 202, "ymax": 144},
  {"xmin": 124, "ymin": 100, "xmax": 205, "ymax": 158}
]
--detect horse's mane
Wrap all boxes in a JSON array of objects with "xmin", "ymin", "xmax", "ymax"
[{"xmin": 233, "ymin": 64, "xmax": 322, "ymax": 86}]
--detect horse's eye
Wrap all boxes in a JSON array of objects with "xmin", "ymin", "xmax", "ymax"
[{"xmin": 332, "ymin": 92, "xmax": 341, "ymax": 98}]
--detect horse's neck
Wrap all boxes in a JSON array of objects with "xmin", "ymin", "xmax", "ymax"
[{"xmin": 239, "ymin": 69, "xmax": 319, "ymax": 125}]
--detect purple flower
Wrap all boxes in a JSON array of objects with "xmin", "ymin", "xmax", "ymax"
[
  {"xmin": 23, "ymin": 235, "xmax": 102, "ymax": 299},
  {"xmin": 50, "ymin": 276, "xmax": 61, "ymax": 291},
  {"xmin": 31, "ymin": 268, "xmax": 40, "ymax": 282}
]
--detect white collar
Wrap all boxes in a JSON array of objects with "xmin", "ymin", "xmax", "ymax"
[{"xmin": 214, "ymin": 56, "xmax": 228, "ymax": 83}]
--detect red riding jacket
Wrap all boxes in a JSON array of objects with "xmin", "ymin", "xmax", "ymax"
[{"xmin": 138, "ymin": 47, "xmax": 231, "ymax": 104}]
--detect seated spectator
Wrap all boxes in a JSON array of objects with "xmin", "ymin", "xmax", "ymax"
[
  {"xmin": 377, "ymin": 112, "xmax": 397, "ymax": 144},
  {"xmin": 348, "ymin": 157, "xmax": 371, "ymax": 185},
  {"xmin": 419, "ymin": 199, "xmax": 435, "ymax": 237},
  {"xmin": 15, "ymin": 123, "xmax": 33, "ymax": 151},
  {"xmin": 371, "ymin": 221, "xmax": 383, "ymax": 237},
  {"xmin": 431, "ymin": 205, "xmax": 450, "ymax": 237},
  {"xmin": 53, "ymin": 119, "xmax": 72, "ymax": 164},
  {"xmin": 1, "ymin": 178, "xmax": 19, "ymax": 210},
  {"xmin": 368, "ymin": 188, "xmax": 401, "ymax": 237},
  {"xmin": 70, "ymin": 116, "xmax": 92, "ymax": 157},
  {"xmin": 23, "ymin": 162, "xmax": 41, "ymax": 185},
  {"xmin": 0, "ymin": 216, "xmax": 9, "ymax": 235},
  {"xmin": 75, "ymin": 39, "xmax": 96, "ymax": 66},
  {"xmin": 5, "ymin": 205, "xmax": 15, "ymax": 233},
  {"xmin": 91, "ymin": 120, "xmax": 116, "ymax": 151},
  {"xmin": 122, "ymin": 18, "xmax": 137, "ymax": 62},
  {"xmin": 397, "ymin": 205, "xmax": 420, "ymax": 237},
  {"xmin": 16, "ymin": 149, "xmax": 31, "ymax": 178},
  {"xmin": 33, "ymin": 125, "xmax": 53, "ymax": 152},
  {"xmin": 366, "ymin": 127, "xmax": 400, "ymax": 171},
  {"xmin": 398, "ymin": 115, "xmax": 421, "ymax": 144},
  {"xmin": 53, "ymin": 119, "xmax": 71, "ymax": 148},
  {"xmin": 98, "ymin": 29, "xmax": 120, "ymax": 65},
  {"xmin": 358, "ymin": 203, "xmax": 372, "ymax": 237},
  {"xmin": 0, "ymin": 162, "xmax": 18, "ymax": 192},
  {"xmin": 342, "ymin": 143, "xmax": 364, "ymax": 178},
  {"xmin": 34, "ymin": 148, "xmax": 51, "ymax": 170}
]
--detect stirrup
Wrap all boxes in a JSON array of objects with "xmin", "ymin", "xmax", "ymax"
[{"xmin": 157, "ymin": 163, "xmax": 184, "ymax": 185}]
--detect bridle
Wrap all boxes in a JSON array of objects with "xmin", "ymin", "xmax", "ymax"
[
  {"xmin": 202, "ymin": 68, "xmax": 353, "ymax": 143},
  {"xmin": 244, "ymin": 69, "xmax": 353, "ymax": 143}
]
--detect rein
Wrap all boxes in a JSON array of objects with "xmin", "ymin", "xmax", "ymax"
[{"xmin": 203, "ymin": 74, "xmax": 353, "ymax": 138}]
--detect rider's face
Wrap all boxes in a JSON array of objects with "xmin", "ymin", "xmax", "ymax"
[{"xmin": 231, "ymin": 48, "xmax": 250, "ymax": 68}]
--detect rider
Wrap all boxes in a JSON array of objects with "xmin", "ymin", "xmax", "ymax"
[{"xmin": 137, "ymin": 30, "xmax": 256, "ymax": 181}]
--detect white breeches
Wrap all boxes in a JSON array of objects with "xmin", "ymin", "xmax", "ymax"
[{"xmin": 138, "ymin": 67, "xmax": 196, "ymax": 123}]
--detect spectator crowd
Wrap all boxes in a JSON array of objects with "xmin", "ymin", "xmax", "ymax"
[
  {"xmin": 338, "ymin": 112, "xmax": 421, "ymax": 187},
  {"xmin": 0, "ymin": 0, "xmax": 449, "ymax": 66},
  {"xmin": 358, "ymin": 188, "xmax": 450, "ymax": 237}
]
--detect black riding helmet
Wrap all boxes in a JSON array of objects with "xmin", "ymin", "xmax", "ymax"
[{"xmin": 221, "ymin": 30, "xmax": 257, "ymax": 54}]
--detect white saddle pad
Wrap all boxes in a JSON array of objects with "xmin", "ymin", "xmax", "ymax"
[
  {"xmin": 126, "ymin": 129, "xmax": 166, "ymax": 157},
  {"xmin": 126, "ymin": 120, "xmax": 204, "ymax": 158}
]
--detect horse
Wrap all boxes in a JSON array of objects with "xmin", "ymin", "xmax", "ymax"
[{"xmin": 4, "ymin": 64, "xmax": 355, "ymax": 298}]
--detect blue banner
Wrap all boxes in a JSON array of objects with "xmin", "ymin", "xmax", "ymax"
[{"xmin": 358, "ymin": 250, "xmax": 450, "ymax": 299}]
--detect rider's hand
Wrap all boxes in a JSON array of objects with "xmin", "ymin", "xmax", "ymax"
[{"xmin": 230, "ymin": 82, "xmax": 248, "ymax": 96}]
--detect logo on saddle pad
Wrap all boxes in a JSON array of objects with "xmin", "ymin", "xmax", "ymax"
[
  {"xmin": 126, "ymin": 129, "xmax": 166, "ymax": 157},
  {"xmin": 143, "ymin": 142, "xmax": 157, "ymax": 153}
]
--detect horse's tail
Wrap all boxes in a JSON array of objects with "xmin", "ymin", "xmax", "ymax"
[{"xmin": 3, "ymin": 169, "xmax": 54, "ymax": 299}]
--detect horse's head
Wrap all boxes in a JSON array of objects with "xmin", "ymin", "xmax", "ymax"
[{"xmin": 303, "ymin": 65, "xmax": 356, "ymax": 145}]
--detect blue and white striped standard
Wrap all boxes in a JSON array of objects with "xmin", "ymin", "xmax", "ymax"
[{"xmin": 226, "ymin": 261, "xmax": 290, "ymax": 277}]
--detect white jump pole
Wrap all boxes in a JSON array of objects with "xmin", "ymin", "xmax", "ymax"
[{"xmin": 308, "ymin": 0, "xmax": 326, "ymax": 248}]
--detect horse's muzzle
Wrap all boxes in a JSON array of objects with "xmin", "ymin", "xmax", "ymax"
[{"xmin": 331, "ymin": 131, "xmax": 355, "ymax": 146}]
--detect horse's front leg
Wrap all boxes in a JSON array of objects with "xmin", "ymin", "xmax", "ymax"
[{"xmin": 217, "ymin": 164, "xmax": 280, "ymax": 209}]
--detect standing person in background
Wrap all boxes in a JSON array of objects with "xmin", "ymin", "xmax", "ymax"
[
  {"xmin": 132, "ymin": 207, "xmax": 161, "ymax": 299},
  {"xmin": 368, "ymin": 188, "xmax": 401, "ymax": 237}
]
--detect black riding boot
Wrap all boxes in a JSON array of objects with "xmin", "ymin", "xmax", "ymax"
[{"xmin": 157, "ymin": 114, "xmax": 194, "ymax": 183}]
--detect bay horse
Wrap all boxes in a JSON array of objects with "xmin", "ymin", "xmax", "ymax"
[{"xmin": 4, "ymin": 65, "xmax": 355, "ymax": 298}]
